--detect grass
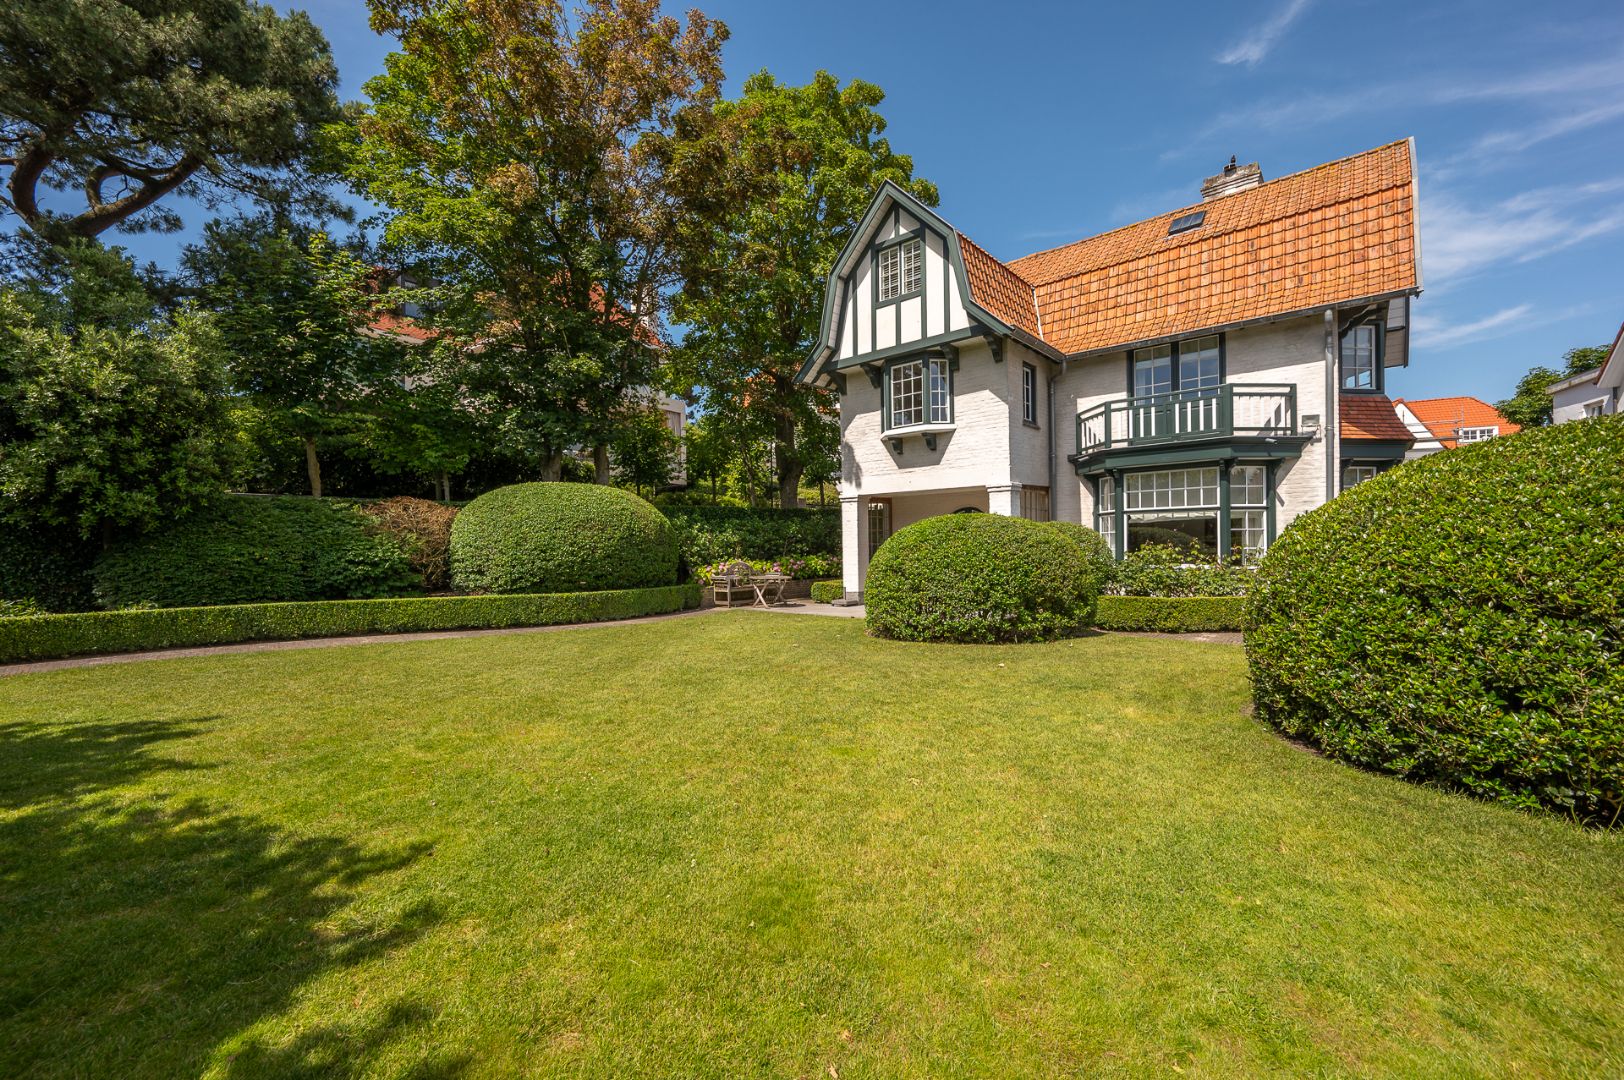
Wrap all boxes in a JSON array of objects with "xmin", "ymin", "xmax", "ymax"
[{"xmin": 0, "ymin": 612, "xmax": 1619, "ymax": 1078}]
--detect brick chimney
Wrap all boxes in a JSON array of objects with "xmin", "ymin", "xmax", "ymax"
[{"xmin": 1201, "ymin": 156, "xmax": 1264, "ymax": 201}]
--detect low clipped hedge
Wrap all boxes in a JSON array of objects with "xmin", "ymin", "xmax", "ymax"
[
  {"xmin": 450, "ymin": 483, "xmax": 678, "ymax": 594},
  {"xmin": 1247, "ymin": 417, "xmax": 1624, "ymax": 822},
  {"xmin": 93, "ymin": 496, "xmax": 419, "ymax": 608},
  {"xmin": 663, "ymin": 505, "xmax": 840, "ymax": 565},
  {"xmin": 0, "ymin": 583, "xmax": 701, "ymax": 664},
  {"xmin": 1095, "ymin": 596, "xmax": 1244, "ymax": 632},
  {"xmin": 809, "ymin": 579, "xmax": 843, "ymax": 604},
  {"xmin": 865, "ymin": 514, "xmax": 1105, "ymax": 644}
]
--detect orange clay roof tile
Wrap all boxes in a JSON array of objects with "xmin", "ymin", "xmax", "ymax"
[
  {"xmin": 1340, "ymin": 394, "xmax": 1414, "ymax": 442},
  {"xmin": 1394, "ymin": 396, "xmax": 1520, "ymax": 449},
  {"xmin": 954, "ymin": 139, "xmax": 1419, "ymax": 356}
]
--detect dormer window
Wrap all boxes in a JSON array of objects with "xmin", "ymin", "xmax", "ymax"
[
  {"xmin": 1340, "ymin": 323, "xmax": 1379, "ymax": 391},
  {"xmin": 878, "ymin": 237, "xmax": 922, "ymax": 302},
  {"xmin": 1458, "ymin": 425, "xmax": 1498, "ymax": 443}
]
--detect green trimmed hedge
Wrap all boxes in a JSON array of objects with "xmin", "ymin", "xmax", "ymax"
[
  {"xmin": 865, "ymin": 514, "xmax": 1105, "ymax": 644},
  {"xmin": 662, "ymin": 505, "xmax": 840, "ymax": 566},
  {"xmin": 809, "ymin": 579, "xmax": 843, "ymax": 604},
  {"xmin": 1094, "ymin": 595, "xmax": 1244, "ymax": 632},
  {"xmin": 451, "ymin": 483, "xmax": 678, "ymax": 594},
  {"xmin": 93, "ymin": 496, "xmax": 419, "ymax": 608},
  {"xmin": 1247, "ymin": 417, "xmax": 1624, "ymax": 822},
  {"xmin": 0, "ymin": 583, "xmax": 701, "ymax": 664}
]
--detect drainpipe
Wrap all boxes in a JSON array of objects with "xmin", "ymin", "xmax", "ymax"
[
  {"xmin": 1047, "ymin": 364, "xmax": 1058, "ymax": 520},
  {"xmin": 1324, "ymin": 309, "xmax": 1338, "ymax": 501}
]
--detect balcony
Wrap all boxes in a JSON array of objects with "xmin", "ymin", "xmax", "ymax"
[{"xmin": 1073, "ymin": 383, "xmax": 1302, "ymax": 469}]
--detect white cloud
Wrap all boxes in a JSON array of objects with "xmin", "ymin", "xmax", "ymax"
[
  {"xmin": 1216, "ymin": 0, "xmax": 1315, "ymax": 67},
  {"xmin": 1435, "ymin": 99, "xmax": 1624, "ymax": 178},
  {"xmin": 1411, "ymin": 302, "xmax": 1593, "ymax": 351},
  {"xmin": 1411, "ymin": 304, "xmax": 1531, "ymax": 349},
  {"xmin": 1422, "ymin": 179, "xmax": 1624, "ymax": 282}
]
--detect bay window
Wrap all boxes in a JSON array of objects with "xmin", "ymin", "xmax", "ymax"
[
  {"xmin": 1093, "ymin": 463, "xmax": 1273, "ymax": 561},
  {"xmin": 887, "ymin": 357, "xmax": 950, "ymax": 429}
]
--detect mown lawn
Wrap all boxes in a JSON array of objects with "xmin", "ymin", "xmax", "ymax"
[{"xmin": 1, "ymin": 612, "xmax": 1620, "ymax": 1078}]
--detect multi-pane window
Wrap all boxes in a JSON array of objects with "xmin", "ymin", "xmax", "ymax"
[
  {"xmin": 1093, "ymin": 465, "xmax": 1272, "ymax": 560},
  {"xmin": 1133, "ymin": 344, "xmax": 1174, "ymax": 397},
  {"xmin": 1022, "ymin": 363, "xmax": 1038, "ymax": 424},
  {"xmin": 1457, "ymin": 425, "xmax": 1498, "ymax": 443},
  {"xmin": 1019, "ymin": 486, "xmax": 1050, "ymax": 521},
  {"xmin": 888, "ymin": 357, "xmax": 950, "ymax": 428},
  {"xmin": 1230, "ymin": 464, "xmax": 1268, "ymax": 563},
  {"xmin": 867, "ymin": 500, "xmax": 891, "ymax": 558},
  {"xmin": 1341, "ymin": 463, "xmax": 1379, "ymax": 490},
  {"xmin": 1180, "ymin": 335, "xmax": 1221, "ymax": 391},
  {"xmin": 1095, "ymin": 476, "xmax": 1116, "ymax": 554},
  {"xmin": 878, "ymin": 237, "xmax": 922, "ymax": 302},
  {"xmin": 1341, "ymin": 323, "xmax": 1378, "ymax": 390},
  {"xmin": 1584, "ymin": 402, "xmax": 1604, "ymax": 419}
]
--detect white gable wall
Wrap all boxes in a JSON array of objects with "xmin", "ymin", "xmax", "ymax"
[{"xmin": 834, "ymin": 205, "xmax": 971, "ymax": 365}]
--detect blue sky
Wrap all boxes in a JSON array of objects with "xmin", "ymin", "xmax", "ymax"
[{"xmin": 110, "ymin": 0, "xmax": 1624, "ymax": 402}]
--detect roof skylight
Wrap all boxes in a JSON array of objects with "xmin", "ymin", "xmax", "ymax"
[{"xmin": 1168, "ymin": 210, "xmax": 1206, "ymax": 235}]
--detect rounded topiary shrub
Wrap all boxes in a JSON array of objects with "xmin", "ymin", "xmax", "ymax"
[
  {"xmin": 450, "ymin": 482, "xmax": 678, "ymax": 595},
  {"xmin": 1247, "ymin": 417, "xmax": 1624, "ymax": 822},
  {"xmin": 93, "ymin": 496, "xmax": 421, "ymax": 608},
  {"xmin": 865, "ymin": 513, "xmax": 1101, "ymax": 643},
  {"xmin": 1044, "ymin": 520, "xmax": 1116, "ymax": 597}
]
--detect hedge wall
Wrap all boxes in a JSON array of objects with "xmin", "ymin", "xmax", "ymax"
[
  {"xmin": 0, "ymin": 527, "xmax": 97, "ymax": 612},
  {"xmin": 662, "ymin": 506, "xmax": 840, "ymax": 566},
  {"xmin": 0, "ymin": 583, "xmax": 701, "ymax": 664},
  {"xmin": 94, "ymin": 496, "xmax": 419, "ymax": 608},
  {"xmin": 809, "ymin": 579, "xmax": 843, "ymax": 604},
  {"xmin": 1094, "ymin": 596, "xmax": 1244, "ymax": 632}
]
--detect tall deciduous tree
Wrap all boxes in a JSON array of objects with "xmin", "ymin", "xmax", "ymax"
[
  {"xmin": 671, "ymin": 71, "xmax": 936, "ymax": 506},
  {"xmin": 186, "ymin": 218, "xmax": 388, "ymax": 497},
  {"xmin": 339, "ymin": 0, "xmax": 726, "ymax": 480},
  {"xmin": 0, "ymin": 242, "xmax": 234, "ymax": 540},
  {"xmin": 0, "ymin": 0, "xmax": 344, "ymax": 241},
  {"xmin": 1496, "ymin": 343, "xmax": 1611, "ymax": 429}
]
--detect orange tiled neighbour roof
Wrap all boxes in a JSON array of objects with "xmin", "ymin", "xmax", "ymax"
[
  {"xmin": 1340, "ymin": 395, "xmax": 1413, "ymax": 442},
  {"xmin": 1394, "ymin": 396, "xmax": 1520, "ymax": 449},
  {"xmin": 956, "ymin": 139, "xmax": 1419, "ymax": 356}
]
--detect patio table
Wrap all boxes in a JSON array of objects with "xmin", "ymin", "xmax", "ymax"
[{"xmin": 749, "ymin": 573, "xmax": 791, "ymax": 608}]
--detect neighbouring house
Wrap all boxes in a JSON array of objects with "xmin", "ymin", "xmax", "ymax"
[
  {"xmin": 795, "ymin": 140, "xmax": 1423, "ymax": 602},
  {"xmin": 1547, "ymin": 319, "xmax": 1624, "ymax": 423},
  {"xmin": 1392, "ymin": 396, "xmax": 1520, "ymax": 458}
]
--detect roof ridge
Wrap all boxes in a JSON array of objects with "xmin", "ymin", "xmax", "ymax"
[{"xmin": 1007, "ymin": 138, "xmax": 1413, "ymax": 277}]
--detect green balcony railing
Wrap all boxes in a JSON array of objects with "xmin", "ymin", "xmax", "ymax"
[{"xmin": 1075, "ymin": 383, "xmax": 1298, "ymax": 460}]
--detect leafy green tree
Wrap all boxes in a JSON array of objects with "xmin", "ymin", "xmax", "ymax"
[
  {"xmin": 611, "ymin": 405, "xmax": 679, "ymax": 497},
  {"xmin": 0, "ymin": 244, "xmax": 234, "ymax": 541},
  {"xmin": 187, "ymin": 218, "xmax": 388, "ymax": 496},
  {"xmin": 671, "ymin": 71, "xmax": 935, "ymax": 505},
  {"xmin": 1496, "ymin": 344, "xmax": 1611, "ymax": 428},
  {"xmin": 0, "ymin": 0, "xmax": 344, "ymax": 241},
  {"xmin": 683, "ymin": 413, "xmax": 733, "ymax": 502},
  {"xmin": 339, "ymin": 0, "xmax": 726, "ymax": 480},
  {"xmin": 347, "ymin": 367, "xmax": 481, "ymax": 502}
]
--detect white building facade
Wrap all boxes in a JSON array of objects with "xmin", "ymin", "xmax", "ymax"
[
  {"xmin": 1548, "ymin": 322, "xmax": 1623, "ymax": 424},
  {"xmin": 797, "ymin": 142, "xmax": 1425, "ymax": 602}
]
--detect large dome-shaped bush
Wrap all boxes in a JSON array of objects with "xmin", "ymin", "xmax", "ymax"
[
  {"xmin": 1246, "ymin": 417, "xmax": 1624, "ymax": 821},
  {"xmin": 450, "ymin": 482, "xmax": 678, "ymax": 595},
  {"xmin": 865, "ymin": 513, "xmax": 1102, "ymax": 643}
]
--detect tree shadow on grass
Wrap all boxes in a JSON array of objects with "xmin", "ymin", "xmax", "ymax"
[{"xmin": 0, "ymin": 717, "xmax": 448, "ymax": 1078}]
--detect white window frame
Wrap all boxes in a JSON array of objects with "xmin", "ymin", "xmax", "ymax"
[
  {"xmin": 1457, "ymin": 425, "xmax": 1498, "ymax": 443},
  {"xmin": 1341, "ymin": 463, "xmax": 1379, "ymax": 491},
  {"xmin": 887, "ymin": 357, "xmax": 950, "ymax": 429},
  {"xmin": 877, "ymin": 237, "xmax": 922, "ymax": 303}
]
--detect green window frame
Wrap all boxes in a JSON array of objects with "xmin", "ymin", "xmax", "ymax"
[
  {"xmin": 1339, "ymin": 322, "xmax": 1383, "ymax": 393},
  {"xmin": 875, "ymin": 235, "xmax": 923, "ymax": 306},
  {"xmin": 882, "ymin": 355, "xmax": 951, "ymax": 430},
  {"xmin": 1092, "ymin": 462, "xmax": 1274, "ymax": 561}
]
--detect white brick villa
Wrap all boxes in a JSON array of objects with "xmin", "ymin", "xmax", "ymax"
[{"xmin": 796, "ymin": 141, "xmax": 1424, "ymax": 602}]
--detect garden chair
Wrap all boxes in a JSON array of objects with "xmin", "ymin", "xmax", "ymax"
[{"xmin": 711, "ymin": 561, "xmax": 757, "ymax": 608}]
